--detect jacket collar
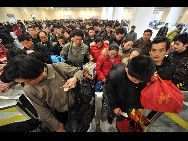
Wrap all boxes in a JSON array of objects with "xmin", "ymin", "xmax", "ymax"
[
  {"xmin": 45, "ymin": 64, "xmax": 55, "ymax": 80},
  {"xmin": 174, "ymin": 47, "xmax": 188, "ymax": 57}
]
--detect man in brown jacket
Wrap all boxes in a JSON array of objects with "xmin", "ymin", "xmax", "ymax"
[{"xmin": 3, "ymin": 55, "xmax": 83, "ymax": 132}]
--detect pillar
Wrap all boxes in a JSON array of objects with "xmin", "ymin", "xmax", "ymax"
[
  {"xmin": 106, "ymin": 7, "xmax": 113, "ymax": 20},
  {"xmin": 165, "ymin": 7, "xmax": 183, "ymax": 26},
  {"xmin": 129, "ymin": 7, "xmax": 155, "ymax": 39},
  {"xmin": 113, "ymin": 7, "xmax": 124, "ymax": 23},
  {"xmin": 101, "ymin": 7, "xmax": 107, "ymax": 20}
]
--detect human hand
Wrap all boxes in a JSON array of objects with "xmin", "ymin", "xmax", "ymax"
[
  {"xmin": 137, "ymin": 109, "xmax": 143, "ymax": 116},
  {"xmin": 56, "ymin": 123, "xmax": 66, "ymax": 132},
  {"xmin": 63, "ymin": 77, "xmax": 77, "ymax": 89},
  {"xmin": 89, "ymin": 57, "xmax": 94, "ymax": 62},
  {"xmin": 114, "ymin": 108, "xmax": 123, "ymax": 116},
  {"xmin": 153, "ymin": 71, "xmax": 158, "ymax": 82},
  {"xmin": 102, "ymin": 78, "xmax": 106, "ymax": 83}
]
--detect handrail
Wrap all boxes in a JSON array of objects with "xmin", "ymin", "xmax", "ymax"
[{"xmin": 181, "ymin": 91, "xmax": 188, "ymax": 94}]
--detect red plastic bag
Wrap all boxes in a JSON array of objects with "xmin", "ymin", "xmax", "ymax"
[
  {"xmin": 0, "ymin": 64, "xmax": 14, "ymax": 93},
  {"xmin": 141, "ymin": 74, "xmax": 184, "ymax": 113}
]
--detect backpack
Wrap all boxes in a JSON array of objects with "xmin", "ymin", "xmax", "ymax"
[{"xmin": 51, "ymin": 64, "xmax": 95, "ymax": 132}]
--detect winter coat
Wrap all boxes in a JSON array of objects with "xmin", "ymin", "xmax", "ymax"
[
  {"xmin": 24, "ymin": 62, "xmax": 83, "ymax": 132},
  {"xmin": 156, "ymin": 26, "xmax": 168, "ymax": 37},
  {"xmin": 83, "ymin": 35, "xmax": 96, "ymax": 49},
  {"xmin": 60, "ymin": 42, "xmax": 92, "ymax": 67},
  {"xmin": 109, "ymin": 35, "xmax": 123, "ymax": 46},
  {"xmin": 166, "ymin": 29, "xmax": 179, "ymax": 42},
  {"xmin": 95, "ymin": 48, "xmax": 121, "ymax": 81},
  {"xmin": 90, "ymin": 41, "xmax": 109, "ymax": 63},
  {"xmin": 156, "ymin": 57, "xmax": 176, "ymax": 81},
  {"xmin": 168, "ymin": 48, "xmax": 188, "ymax": 84},
  {"xmin": 104, "ymin": 64, "xmax": 147, "ymax": 112},
  {"xmin": 118, "ymin": 45, "xmax": 131, "ymax": 64},
  {"xmin": 101, "ymin": 30, "xmax": 115, "ymax": 41},
  {"xmin": 13, "ymin": 27, "xmax": 23, "ymax": 36},
  {"xmin": 133, "ymin": 37, "xmax": 151, "ymax": 56},
  {"xmin": 126, "ymin": 31, "xmax": 137, "ymax": 41},
  {"xmin": 51, "ymin": 42, "xmax": 63, "ymax": 56}
]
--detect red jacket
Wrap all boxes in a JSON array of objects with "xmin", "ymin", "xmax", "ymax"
[
  {"xmin": 96, "ymin": 49, "xmax": 121, "ymax": 81},
  {"xmin": 13, "ymin": 27, "xmax": 23, "ymax": 36},
  {"xmin": 90, "ymin": 42, "xmax": 109, "ymax": 63}
]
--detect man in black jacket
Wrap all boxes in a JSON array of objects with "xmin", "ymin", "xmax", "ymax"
[
  {"xmin": 104, "ymin": 55, "xmax": 156, "ymax": 122},
  {"xmin": 83, "ymin": 27, "xmax": 96, "ymax": 49},
  {"xmin": 101, "ymin": 21, "xmax": 115, "ymax": 41},
  {"xmin": 146, "ymin": 36, "xmax": 176, "ymax": 120},
  {"xmin": 156, "ymin": 23, "xmax": 168, "ymax": 37},
  {"xmin": 168, "ymin": 33, "xmax": 188, "ymax": 90},
  {"xmin": 109, "ymin": 27, "xmax": 125, "ymax": 46},
  {"xmin": 149, "ymin": 36, "xmax": 175, "ymax": 81},
  {"xmin": 27, "ymin": 26, "xmax": 41, "ymax": 45},
  {"xmin": 18, "ymin": 33, "xmax": 50, "ymax": 55},
  {"xmin": 38, "ymin": 31, "xmax": 53, "ymax": 55},
  {"xmin": 133, "ymin": 29, "xmax": 152, "ymax": 56}
]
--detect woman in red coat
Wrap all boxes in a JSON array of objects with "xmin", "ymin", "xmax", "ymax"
[
  {"xmin": 96, "ymin": 43, "xmax": 121, "ymax": 82},
  {"xmin": 90, "ymin": 37, "xmax": 109, "ymax": 63},
  {"xmin": 13, "ymin": 24, "xmax": 23, "ymax": 36}
]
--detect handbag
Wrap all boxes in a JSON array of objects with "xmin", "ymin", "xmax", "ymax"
[
  {"xmin": 51, "ymin": 64, "xmax": 95, "ymax": 132},
  {"xmin": 141, "ymin": 74, "xmax": 184, "ymax": 113},
  {"xmin": 94, "ymin": 81, "xmax": 106, "ymax": 92},
  {"xmin": 117, "ymin": 109, "xmax": 145, "ymax": 132}
]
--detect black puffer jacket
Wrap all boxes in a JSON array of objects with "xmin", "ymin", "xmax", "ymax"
[
  {"xmin": 156, "ymin": 57, "xmax": 176, "ymax": 81},
  {"xmin": 104, "ymin": 64, "xmax": 147, "ymax": 112},
  {"xmin": 168, "ymin": 48, "xmax": 188, "ymax": 84}
]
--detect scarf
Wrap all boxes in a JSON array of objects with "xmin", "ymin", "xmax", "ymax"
[{"xmin": 121, "ymin": 44, "xmax": 131, "ymax": 53}]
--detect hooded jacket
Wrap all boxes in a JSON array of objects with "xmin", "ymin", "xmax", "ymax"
[
  {"xmin": 95, "ymin": 48, "xmax": 121, "ymax": 81},
  {"xmin": 90, "ymin": 41, "xmax": 109, "ymax": 63},
  {"xmin": 166, "ymin": 29, "xmax": 179, "ymax": 42},
  {"xmin": 168, "ymin": 48, "xmax": 188, "ymax": 83}
]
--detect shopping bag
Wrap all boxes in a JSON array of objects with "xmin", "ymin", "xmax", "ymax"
[
  {"xmin": 117, "ymin": 109, "xmax": 145, "ymax": 132},
  {"xmin": 141, "ymin": 74, "xmax": 184, "ymax": 113},
  {"xmin": 50, "ymin": 55, "xmax": 65, "ymax": 63},
  {"xmin": 0, "ymin": 64, "xmax": 15, "ymax": 93}
]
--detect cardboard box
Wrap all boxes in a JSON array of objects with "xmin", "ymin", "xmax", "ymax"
[{"xmin": 83, "ymin": 62, "xmax": 97, "ymax": 80}]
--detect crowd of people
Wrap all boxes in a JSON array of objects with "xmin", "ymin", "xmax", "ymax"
[{"xmin": 0, "ymin": 18, "xmax": 187, "ymax": 132}]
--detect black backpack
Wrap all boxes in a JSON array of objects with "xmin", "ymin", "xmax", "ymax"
[{"xmin": 51, "ymin": 64, "xmax": 95, "ymax": 132}]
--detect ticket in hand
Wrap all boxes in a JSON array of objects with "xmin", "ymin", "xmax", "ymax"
[
  {"xmin": 121, "ymin": 112, "xmax": 128, "ymax": 117},
  {"xmin": 64, "ymin": 88, "xmax": 69, "ymax": 91}
]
